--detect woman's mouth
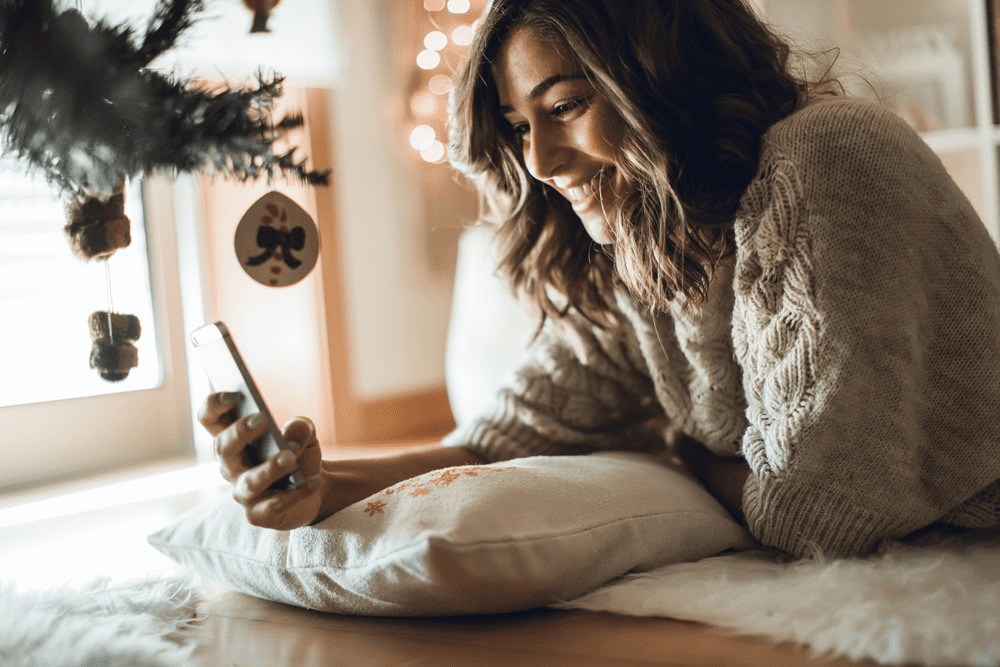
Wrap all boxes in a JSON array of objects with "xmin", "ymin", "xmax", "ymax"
[{"xmin": 567, "ymin": 166, "xmax": 616, "ymax": 210}]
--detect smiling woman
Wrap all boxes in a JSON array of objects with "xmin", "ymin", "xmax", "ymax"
[
  {"xmin": 185, "ymin": 0, "xmax": 1000, "ymax": 566},
  {"xmin": 494, "ymin": 30, "xmax": 627, "ymax": 246}
]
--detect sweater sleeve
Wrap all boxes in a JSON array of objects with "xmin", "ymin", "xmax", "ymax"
[
  {"xmin": 441, "ymin": 298, "xmax": 669, "ymax": 462},
  {"xmin": 733, "ymin": 99, "xmax": 1000, "ymax": 558}
]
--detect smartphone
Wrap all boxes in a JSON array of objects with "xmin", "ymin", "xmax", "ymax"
[{"xmin": 190, "ymin": 321, "xmax": 304, "ymax": 490}]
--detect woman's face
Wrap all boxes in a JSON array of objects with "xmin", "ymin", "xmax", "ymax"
[{"xmin": 494, "ymin": 28, "xmax": 629, "ymax": 246}]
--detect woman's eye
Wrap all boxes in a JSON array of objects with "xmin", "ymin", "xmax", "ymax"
[
  {"xmin": 551, "ymin": 97, "xmax": 584, "ymax": 118},
  {"xmin": 511, "ymin": 123, "xmax": 529, "ymax": 139}
]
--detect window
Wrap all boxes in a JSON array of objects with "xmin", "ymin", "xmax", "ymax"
[
  {"xmin": 0, "ymin": 161, "xmax": 194, "ymax": 490},
  {"xmin": 0, "ymin": 157, "xmax": 162, "ymax": 406}
]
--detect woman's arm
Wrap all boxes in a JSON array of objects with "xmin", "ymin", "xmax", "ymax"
[
  {"xmin": 311, "ymin": 445, "xmax": 485, "ymax": 526},
  {"xmin": 199, "ymin": 392, "xmax": 483, "ymax": 530}
]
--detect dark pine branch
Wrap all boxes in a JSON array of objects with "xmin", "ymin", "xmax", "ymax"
[
  {"xmin": 0, "ymin": 0, "xmax": 328, "ymax": 197},
  {"xmin": 137, "ymin": 0, "xmax": 207, "ymax": 66}
]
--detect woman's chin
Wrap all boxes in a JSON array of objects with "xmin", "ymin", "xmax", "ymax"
[{"xmin": 581, "ymin": 216, "xmax": 613, "ymax": 245}]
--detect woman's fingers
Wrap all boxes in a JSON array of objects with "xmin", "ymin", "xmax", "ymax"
[
  {"xmin": 235, "ymin": 448, "xmax": 323, "ymax": 528},
  {"xmin": 282, "ymin": 416, "xmax": 316, "ymax": 451},
  {"xmin": 197, "ymin": 392, "xmax": 243, "ymax": 435},
  {"xmin": 232, "ymin": 447, "xmax": 298, "ymax": 505},
  {"xmin": 243, "ymin": 475, "xmax": 323, "ymax": 528},
  {"xmin": 205, "ymin": 406, "xmax": 326, "ymax": 530},
  {"xmin": 215, "ymin": 412, "xmax": 269, "ymax": 481}
]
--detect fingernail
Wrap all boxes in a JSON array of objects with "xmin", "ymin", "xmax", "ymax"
[
  {"xmin": 248, "ymin": 413, "xmax": 266, "ymax": 429},
  {"xmin": 219, "ymin": 392, "xmax": 241, "ymax": 404},
  {"xmin": 277, "ymin": 451, "xmax": 295, "ymax": 467}
]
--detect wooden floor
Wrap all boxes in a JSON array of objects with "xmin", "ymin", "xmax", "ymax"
[
  {"xmin": 194, "ymin": 582, "xmax": 874, "ymax": 667},
  {"xmin": 1, "ymin": 448, "xmax": 878, "ymax": 667}
]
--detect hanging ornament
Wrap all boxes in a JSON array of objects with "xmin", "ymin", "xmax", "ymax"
[
  {"xmin": 243, "ymin": 0, "xmax": 282, "ymax": 33},
  {"xmin": 64, "ymin": 183, "xmax": 131, "ymax": 261},
  {"xmin": 88, "ymin": 311, "xmax": 141, "ymax": 382},
  {"xmin": 66, "ymin": 181, "xmax": 140, "ymax": 380},
  {"xmin": 235, "ymin": 191, "xmax": 319, "ymax": 287}
]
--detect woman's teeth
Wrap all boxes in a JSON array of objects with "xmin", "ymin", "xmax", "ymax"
[{"xmin": 568, "ymin": 167, "xmax": 615, "ymax": 202}]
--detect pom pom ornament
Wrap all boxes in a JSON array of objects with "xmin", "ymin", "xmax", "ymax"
[
  {"xmin": 64, "ymin": 185, "xmax": 131, "ymax": 261},
  {"xmin": 89, "ymin": 311, "xmax": 142, "ymax": 343},
  {"xmin": 88, "ymin": 311, "xmax": 141, "ymax": 382}
]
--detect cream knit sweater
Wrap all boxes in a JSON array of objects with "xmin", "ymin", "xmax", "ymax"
[{"xmin": 443, "ymin": 97, "xmax": 1000, "ymax": 558}]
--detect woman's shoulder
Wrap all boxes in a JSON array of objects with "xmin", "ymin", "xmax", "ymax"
[
  {"xmin": 741, "ymin": 95, "xmax": 942, "ymax": 217},
  {"xmin": 762, "ymin": 95, "xmax": 929, "ymax": 166},
  {"xmin": 736, "ymin": 93, "xmax": 963, "ymax": 253}
]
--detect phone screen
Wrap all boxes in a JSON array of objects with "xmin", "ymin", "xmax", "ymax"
[{"xmin": 191, "ymin": 322, "xmax": 303, "ymax": 490}]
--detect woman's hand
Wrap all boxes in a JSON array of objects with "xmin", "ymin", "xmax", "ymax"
[
  {"xmin": 198, "ymin": 392, "xmax": 324, "ymax": 530},
  {"xmin": 198, "ymin": 392, "xmax": 487, "ymax": 531},
  {"xmin": 675, "ymin": 434, "xmax": 750, "ymax": 524}
]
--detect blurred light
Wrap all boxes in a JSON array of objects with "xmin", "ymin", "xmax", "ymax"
[
  {"xmin": 410, "ymin": 91, "xmax": 439, "ymax": 118},
  {"xmin": 410, "ymin": 125, "xmax": 436, "ymax": 150},
  {"xmin": 424, "ymin": 0, "xmax": 446, "ymax": 10},
  {"xmin": 447, "ymin": 0, "xmax": 470, "ymax": 14},
  {"xmin": 452, "ymin": 25, "xmax": 474, "ymax": 46},
  {"xmin": 416, "ymin": 49, "xmax": 441, "ymax": 70},
  {"xmin": 420, "ymin": 140, "xmax": 447, "ymax": 163},
  {"xmin": 429, "ymin": 74, "xmax": 453, "ymax": 95},
  {"xmin": 472, "ymin": 19, "xmax": 480, "ymax": 33},
  {"xmin": 424, "ymin": 30, "xmax": 448, "ymax": 51}
]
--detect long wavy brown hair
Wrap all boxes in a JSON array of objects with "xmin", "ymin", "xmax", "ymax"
[{"xmin": 449, "ymin": 0, "xmax": 819, "ymax": 327}]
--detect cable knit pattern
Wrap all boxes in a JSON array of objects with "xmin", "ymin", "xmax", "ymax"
[
  {"xmin": 444, "ymin": 97, "xmax": 1000, "ymax": 558},
  {"xmin": 733, "ymin": 153, "xmax": 821, "ymax": 476}
]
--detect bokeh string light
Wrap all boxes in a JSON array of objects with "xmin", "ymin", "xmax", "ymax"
[
  {"xmin": 420, "ymin": 140, "xmax": 446, "ymax": 163},
  {"xmin": 407, "ymin": 0, "xmax": 487, "ymax": 164},
  {"xmin": 424, "ymin": 30, "xmax": 448, "ymax": 50},
  {"xmin": 428, "ymin": 74, "xmax": 452, "ymax": 95},
  {"xmin": 451, "ymin": 24, "xmax": 474, "ymax": 46},
  {"xmin": 416, "ymin": 49, "xmax": 441, "ymax": 70},
  {"xmin": 409, "ymin": 125, "xmax": 436, "ymax": 150},
  {"xmin": 410, "ymin": 91, "xmax": 438, "ymax": 118}
]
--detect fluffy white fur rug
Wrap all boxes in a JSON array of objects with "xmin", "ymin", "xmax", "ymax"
[
  {"xmin": 555, "ymin": 530, "xmax": 1000, "ymax": 666},
  {"xmin": 0, "ymin": 576, "xmax": 200, "ymax": 667}
]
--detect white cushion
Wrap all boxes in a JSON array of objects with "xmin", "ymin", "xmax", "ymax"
[
  {"xmin": 148, "ymin": 452, "xmax": 756, "ymax": 616},
  {"xmin": 445, "ymin": 225, "xmax": 537, "ymax": 426}
]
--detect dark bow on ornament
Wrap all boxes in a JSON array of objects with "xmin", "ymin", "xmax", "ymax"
[{"xmin": 248, "ymin": 224, "xmax": 305, "ymax": 269}]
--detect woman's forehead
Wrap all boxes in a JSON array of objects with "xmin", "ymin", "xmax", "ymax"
[{"xmin": 492, "ymin": 28, "xmax": 579, "ymax": 105}]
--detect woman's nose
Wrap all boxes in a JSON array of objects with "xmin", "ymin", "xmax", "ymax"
[{"xmin": 524, "ymin": 128, "xmax": 563, "ymax": 181}]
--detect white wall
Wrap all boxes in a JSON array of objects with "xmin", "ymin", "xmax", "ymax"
[{"xmin": 326, "ymin": 0, "xmax": 455, "ymax": 400}]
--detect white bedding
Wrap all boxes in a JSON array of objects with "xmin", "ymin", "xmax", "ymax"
[{"xmin": 555, "ymin": 529, "xmax": 1000, "ymax": 666}]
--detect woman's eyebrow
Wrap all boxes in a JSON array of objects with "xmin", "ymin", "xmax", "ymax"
[{"xmin": 499, "ymin": 73, "xmax": 587, "ymax": 113}]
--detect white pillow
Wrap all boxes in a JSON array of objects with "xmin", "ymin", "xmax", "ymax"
[
  {"xmin": 445, "ymin": 225, "xmax": 537, "ymax": 426},
  {"xmin": 148, "ymin": 452, "xmax": 756, "ymax": 616}
]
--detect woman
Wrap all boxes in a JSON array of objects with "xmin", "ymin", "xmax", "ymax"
[{"xmin": 200, "ymin": 0, "xmax": 1000, "ymax": 558}]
